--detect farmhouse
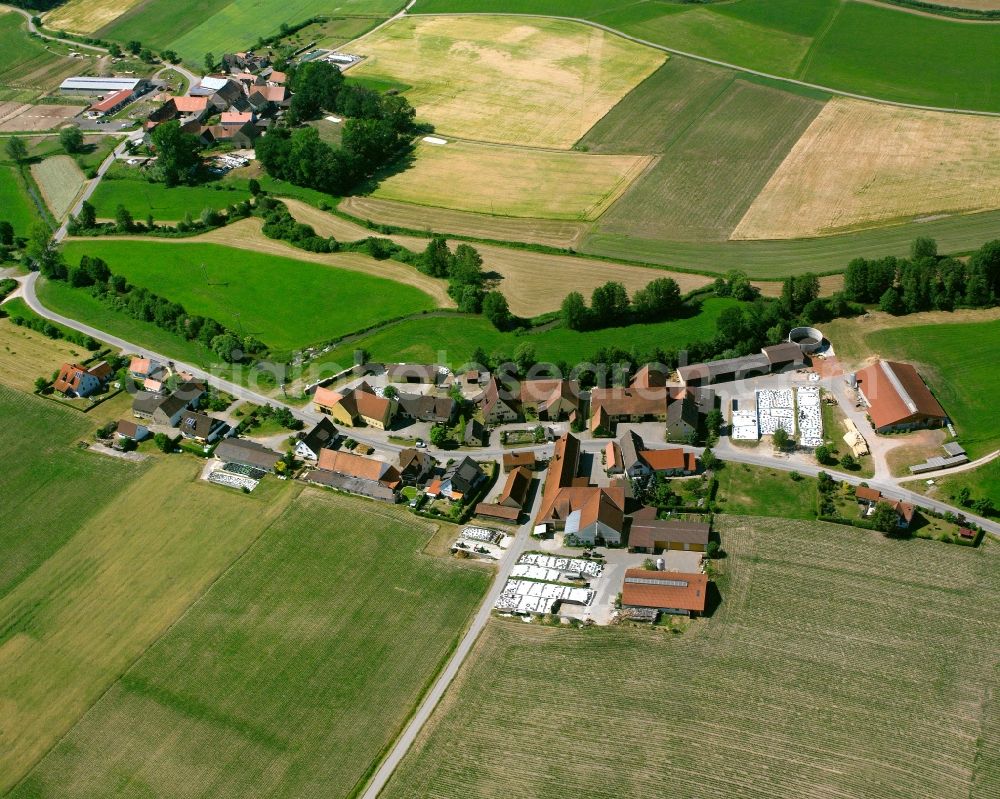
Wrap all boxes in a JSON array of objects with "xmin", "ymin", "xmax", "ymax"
[
  {"xmin": 628, "ymin": 508, "xmax": 710, "ymax": 553},
  {"xmin": 606, "ymin": 432, "xmax": 697, "ymax": 478},
  {"xmin": 396, "ymin": 393, "xmax": 455, "ymax": 424},
  {"xmin": 677, "ymin": 353, "xmax": 771, "ymax": 387},
  {"xmin": 856, "ymin": 486, "xmax": 916, "ymax": 529},
  {"xmin": 854, "ymin": 360, "xmax": 947, "ymax": 433},
  {"xmin": 313, "ymin": 382, "xmax": 395, "ymax": 429},
  {"xmin": 620, "ymin": 569, "xmax": 708, "ymax": 616},
  {"xmin": 177, "ymin": 411, "xmax": 228, "ymax": 444},
  {"xmin": 535, "ymin": 433, "xmax": 626, "ymax": 546},
  {"xmin": 398, "ymin": 447, "xmax": 435, "ymax": 485},
  {"xmin": 315, "ymin": 449, "xmax": 402, "ymax": 499},
  {"xmin": 437, "ymin": 456, "xmax": 486, "ymax": 500},
  {"xmin": 128, "ymin": 356, "xmax": 160, "ymax": 380},
  {"xmin": 518, "ymin": 379, "xmax": 580, "ymax": 421},
  {"xmin": 589, "ymin": 386, "xmax": 668, "ymax": 434},
  {"xmin": 665, "ymin": 393, "xmax": 700, "ymax": 442},
  {"xmin": 132, "ymin": 381, "xmax": 204, "ymax": 425},
  {"xmin": 476, "ymin": 376, "xmax": 518, "ymax": 425},
  {"xmin": 53, "ymin": 361, "xmax": 111, "ymax": 398},
  {"xmin": 295, "ymin": 418, "xmax": 338, "ymax": 461},
  {"xmin": 215, "ymin": 438, "xmax": 281, "ymax": 472}
]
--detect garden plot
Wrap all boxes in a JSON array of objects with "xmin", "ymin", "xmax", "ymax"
[
  {"xmin": 756, "ymin": 388, "xmax": 795, "ymax": 437},
  {"xmin": 495, "ymin": 579, "xmax": 593, "ymax": 615},
  {"xmin": 731, "ymin": 409, "xmax": 759, "ymax": 440},
  {"xmin": 796, "ymin": 386, "xmax": 823, "ymax": 447}
]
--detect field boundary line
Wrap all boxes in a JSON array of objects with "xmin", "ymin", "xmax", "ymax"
[
  {"xmin": 793, "ymin": 0, "xmax": 845, "ymax": 80},
  {"xmin": 5, "ymin": 480, "xmax": 302, "ymax": 795},
  {"xmin": 406, "ymin": 11, "xmax": 1000, "ymax": 118}
]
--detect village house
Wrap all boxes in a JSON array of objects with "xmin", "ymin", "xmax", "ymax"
[
  {"xmin": 427, "ymin": 456, "xmax": 486, "ymax": 501},
  {"xmin": 313, "ymin": 382, "xmax": 395, "ymax": 429},
  {"xmin": 131, "ymin": 381, "xmax": 204, "ymax": 425},
  {"xmin": 396, "ymin": 393, "xmax": 456, "ymax": 425},
  {"xmin": 116, "ymin": 419, "xmax": 149, "ymax": 442},
  {"xmin": 387, "ymin": 363, "xmax": 442, "ymax": 385},
  {"xmin": 53, "ymin": 361, "xmax": 112, "ymax": 398},
  {"xmin": 628, "ymin": 507, "xmax": 710, "ymax": 553},
  {"xmin": 518, "ymin": 379, "xmax": 580, "ymax": 422},
  {"xmin": 215, "ymin": 438, "xmax": 282, "ymax": 473},
  {"xmin": 854, "ymin": 360, "xmax": 947, "ymax": 433},
  {"xmin": 620, "ymin": 569, "xmax": 708, "ymax": 617},
  {"xmin": 606, "ymin": 432, "xmax": 698, "ymax": 479},
  {"xmin": 856, "ymin": 486, "xmax": 916, "ymax": 529},
  {"xmin": 177, "ymin": 410, "xmax": 228, "ymax": 444},
  {"xmin": 305, "ymin": 449, "xmax": 402, "ymax": 502},
  {"xmin": 398, "ymin": 447, "xmax": 435, "ymax": 486},
  {"xmin": 128, "ymin": 356, "xmax": 161, "ymax": 380},
  {"xmin": 295, "ymin": 418, "xmax": 338, "ymax": 461},
  {"xmin": 476, "ymin": 376, "xmax": 519, "ymax": 425},
  {"xmin": 464, "ymin": 418, "xmax": 486, "ymax": 447},
  {"xmin": 589, "ymin": 386, "xmax": 669, "ymax": 435},
  {"xmin": 476, "ymin": 466, "xmax": 532, "ymax": 523},
  {"xmin": 535, "ymin": 433, "xmax": 626, "ymax": 546},
  {"xmin": 503, "ymin": 450, "xmax": 536, "ymax": 472}
]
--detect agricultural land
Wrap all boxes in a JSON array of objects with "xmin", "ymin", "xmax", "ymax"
[
  {"xmin": 381, "ymin": 516, "xmax": 1000, "ymax": 799},
  {"xmin": 411, "ymin": 0, "xmax": 1000, "ymax": 113},
  {"xmin": 88, "ymin": 168, "xmax": 254, "ymax": 221},
  {"xmin": 0, "ymin": 11, "xmax": 96, "ymax": 104},
  {"xmin": 58, "ymin": 239, "xmax": 439, "ymax": 354},
  {"xmin": 351, "ymin": 15, "xmax": 665, "ymax": 148},
  {"xmin": 10, "ymin": 488, "xmax": 489, "ymax": 798},
  {"xmin": 0, "ymin": 163, "xmax": 40, "ymax": 235},
  {"xmin": 371, "ymin": 140, "xmax": 652, "ymax": 221},
  {"xmin": 30, "ymin": 154, "xmax": 85, "ymax": 220}
]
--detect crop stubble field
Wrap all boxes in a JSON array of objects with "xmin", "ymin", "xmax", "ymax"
[
  {"xmin": 30, "ymin": 155, "xmax": 85, "ymax": 219},
  {"xmin": 15, "ymin": 490, "xmax": 490, "ymax": 799},
  {"xmin": 382, "ymin": 516, "xmax": 1000, "ymax": 799},
  {"xmin": 351, "ymin": 15, "xmax": 664, "ymax": 148},
  {"xmin": 733, "ymin": 98, "xmax": 1000, "ymax": 239}
]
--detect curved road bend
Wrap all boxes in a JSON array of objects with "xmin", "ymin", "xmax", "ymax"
[
  {"xmin": 0, "ymin": 4, "xmax": 108, "ymax": 51},
  {"xmin": 408, "ymin": 11, "xmax": 1000, "ymax": 119}
]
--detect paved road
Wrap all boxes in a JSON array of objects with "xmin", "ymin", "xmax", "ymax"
[
  {"xmin": 896, "ymin": 448, "xmax": 1000, "ymax": 483},
  {"xmin": 54, "ymin": 136, "xmax": 134, "ymax": 241},
  {"xmin": 410, "ymin": 11, "xmax": 1000, "ymax": 119},
  {"xmin": 358, "ymin": 481, "xmax": 541, "ymax": 799}
]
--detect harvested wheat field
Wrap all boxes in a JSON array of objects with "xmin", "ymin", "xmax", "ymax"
[
  {"xmin": 351, "ymin": 15, "xmax": 664, "ymax": 148},
  {"xmin": 339, "ymin": 196, "xmax": 589, "ymax": 248},
  {"xmin": 733, "ymin": 97, "xmax": 1000, "ymax": 239},
  {"xmin": 372, "ymin": 140, "xmax": 652, "ymax": 220},
  {"xmin": 44, "ymin": 0, "xmax": 140, "ymax": 34},
  {"xmin": 31, "ymin": 155, "xmax": 85, "ymax": 218}
]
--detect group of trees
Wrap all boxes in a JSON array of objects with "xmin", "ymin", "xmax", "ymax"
[
  {"xmin": 844, "ymin": 237, "xmax": 1000, "ymax": 314},
  {"xmin": 561, "ymin": 277, "xmax": 684, "ymax": 331},
  {"xmin": 257, "ymin": 62, "xmax": 417, "ymax": 195},
  {"xmin": 149, "ymin": 121, "xmax": 204, "ymax": 186},
  {"xmin": 418, "ymin": 237, "xmax": 491, "ymax": 313},
  {"xmin": 46, "ymin": 253, "xmax": 266, "ymax": 363}
]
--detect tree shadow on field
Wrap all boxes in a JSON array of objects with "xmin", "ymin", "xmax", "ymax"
[{"xmin": 352, "ymin": 146, "xmax": 417, "ymax": 196}]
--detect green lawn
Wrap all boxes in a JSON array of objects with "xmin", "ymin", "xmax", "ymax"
[
  {"xmin": 714, "ymin": 461, "xmax": 817, "ymax": 519},
  {"xmin": 0, "ymin": 385, "xmax": 136, "ymax": 601},
  {"xmin": 865, "ymin": 319, "xmax": 1000, "ymax": 459},
  {"xmin": 380, "ymin": 515, "xmax": 1000, "ymax": 799},
  {"xmin": 88, "ymin": 171, "xmax": 253, "ymax": 220},
  {"xmin": 59, "ymin": 240, "xmax": 437, "ymax": 353},
  {"xmin": 0, "ymin": 164, "xmax": 40, "ymax": 236},
  {"xmin": 413, "ymin": 0, "xmax": 1000, "ymax": 113},
  {"xmin": 325, "ymin": 297, "xmax": 739, "ymax": 369},
  {"xmin": 15, "ymin": 490, "xmax": 489, "ymax": 799},
  {"xmin": 912, "ymin": 459, "xmax": 1000, "ymax": 519}
]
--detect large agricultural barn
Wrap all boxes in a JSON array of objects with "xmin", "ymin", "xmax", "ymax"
[{"xmin": 854, "ymin": 360, "xmax": 947, "ymax": 433}]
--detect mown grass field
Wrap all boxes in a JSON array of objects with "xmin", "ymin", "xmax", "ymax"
[
  {"xmin": 381, "ymin": 515, "xmax": 1000, "ymax": 799},
  {"xmin": 352, "ymin": 15, "xmax": 663, "ymax": 148},
  {"xmin": 325, "ymin": 297, "xmax": 739, "ymax": 368},
  {"xmin": 0, "ymin": 442, "xmax": 300, "ymax": 794},
  {"xmin": 88, "ymin": 170, "xmax": 253, "ymax": 220},
  {"xmin": 912, "ymin": 459, "xmax": 1000, "ymax": 518},
  {"xmin": 167, "ymin": 0, "xmax": 403, "ymax": 63},
  {"xmin": 413, "ymin": 0, "xmax": 1000, "ymax": 112},
  {"xmin": 30, "ymin": 154, "xmax": 84, "ymax": 219},
  {"xmin": 15, "ymin": 490, "xmax": 490, "ymax": 799},
  {"xmin": 863, "ymin": 318, "xmax": 1000, "ymax": 459},
  {"xmin": 59, "ymin": 239, "xmax": 437, "ymax": 353},
  {"xmin": 0, "ymin": 11, "xmax": 93, "ymax": 103},
  {"xmin": 733, "ymin": 98, "xmax": 1000, "ymax": 239},
  {"xmin": 0, "ymin": 385, "xmax": 136, "ymax": 603},
  {"xmin": 0, "ymin": 163, "xmax": 39, "ymax": 234},
  {"xmin": 0, "ymin": 312, "xmax": 96, "ymax": 393},
  {"xmin": 593, "ymin": 74, "xmax": 822, "ymax": 243},
  {"xmin": 372, "ymin": 140, "xmax": 651, "ymax": 221}
]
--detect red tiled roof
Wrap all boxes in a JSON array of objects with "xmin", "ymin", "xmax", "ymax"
[
  {"xmin": 639, "ymin": 447, "xmax": 697, "ymax": 473},
  {"xmin": 475, "ymin": 502, "xmax": 520, "ymax": 521},
  {"xmin": 317, "ymin": 449, "xmax": 400, "ymax": 487},
  {"xmin": 856, "ymin": 360, "xmax": 946, "ymax": 430},
  {"xmin": 90, "ymin": 88, "xmax": 132, "ymax": 113},
  {"xmin": 502, "ymin": 451, "xmax": 535, "ymax": 470},
  {"xmin": 171, "ymin": 95, "xmax": 208, "ymax": 113},
  {"xmin": 621, "ymin": 569, "xmax": 707, "ymax": 613}
]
